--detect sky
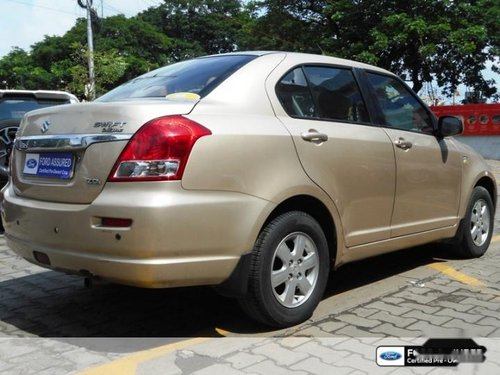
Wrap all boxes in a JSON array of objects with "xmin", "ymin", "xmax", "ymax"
[
  {"xmin": 0, "ymin": 0, "xmax": 163, "ymax": 57},
  {"xmin": 0, "ymin": 0, "xmax": 498, "ymax": 103}
]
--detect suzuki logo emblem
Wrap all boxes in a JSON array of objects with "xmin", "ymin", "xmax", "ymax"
[{"xmin": 41, "ymin": 120, "xmax": 51, "ymax": 133}]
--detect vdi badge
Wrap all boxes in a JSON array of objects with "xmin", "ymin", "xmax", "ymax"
[{"xmin": 376, "ymin": 346, "xmax": 405, "ymax": 366}]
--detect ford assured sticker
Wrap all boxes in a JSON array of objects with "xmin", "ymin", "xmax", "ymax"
[{"xmin": 23, "ymin": 153, "xmax": 74, "ymax": 179}]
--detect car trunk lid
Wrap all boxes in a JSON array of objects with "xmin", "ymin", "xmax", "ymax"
[{"xmin": 11, "ymin": 100, "xmax": 198, "ymax": 204}]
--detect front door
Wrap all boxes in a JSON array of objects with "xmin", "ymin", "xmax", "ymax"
[{"xmin": 366, "ymin": 73, "xmax": 462, "ymax": 237}]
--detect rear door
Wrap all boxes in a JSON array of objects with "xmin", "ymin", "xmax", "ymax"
[
  {"xmin": 269, "ymin": 65, "xmax": 396, "ymax": 247},
  {"xmin": 365, "ymin": 72, "xmax": 462, "ymax": 237}
]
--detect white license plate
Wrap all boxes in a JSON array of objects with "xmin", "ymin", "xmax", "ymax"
[{"xmin": 23, "ymin": 153, "xmax": 74, "ymax": 179}]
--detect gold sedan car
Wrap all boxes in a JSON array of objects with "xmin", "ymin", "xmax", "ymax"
[{"xmin": 1, "ymin": 52, "xmax": 496, "ymax": 327}]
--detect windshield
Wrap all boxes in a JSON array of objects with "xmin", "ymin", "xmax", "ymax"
[
  {"xmin": 97, "ymin": 55, "xmax": 257, "ymax": 102},
  {"xmin": 0, "ymin": 97, "xmax": 70, "ymax": 121}
]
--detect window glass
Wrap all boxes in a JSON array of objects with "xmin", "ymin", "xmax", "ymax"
[
  {"xmin": 276, "ymin": 68, "xmax": 316, "ymax": 118},
  {"xmin": 0, "ymin": 97, "xmax": 70, "ymax": 121},
  {"xmin": 367, "ymin": 73, "xmax": 434, "ymax": 134},
  {"xmin": 303, "ymin": 66, "xmax": 369, "ymax": 123},
  {"xmin": 97, "ymin": 55, "xmax": 256, "ymax": 102}
]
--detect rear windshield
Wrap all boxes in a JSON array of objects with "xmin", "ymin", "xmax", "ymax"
[
  {"xmin": 0, "ymin": 97, "xmax": 70, "ymax": 121},
  {"xmin": 97, "ymin": 55, "xmax": 257, "ymax": 102}
]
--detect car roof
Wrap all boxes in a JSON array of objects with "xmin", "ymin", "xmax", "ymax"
[
  {"xmin": 0, "ymin": 89, "xmax": 79, "ymax": 102},
  {"xmin": 204, "ymin": 51, "xmax": 392, "ymax": 75}
]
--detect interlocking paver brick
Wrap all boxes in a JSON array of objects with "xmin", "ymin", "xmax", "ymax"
[
  {"xmin": 370, "ymin": 323, "xmax": 419, "ymax": 337},
  {"xmin": 459, "ymin": 297, "xmax": 499, "ymax": 310},
  {"xmin": 405, "ymin": 321, "xmax": 463, "ymax": 337},
  {"xmin": 191, "ymin": 364, "xmax": 250, "ymax": 375},
  {"xmin": 279, "ymin": 337, "xmax": 312, "ymax": 349},
  {"xmin": 192, "ymin": 339, "xmax": 265, "ymax": 359},
  {"xmin": 245, "ymin": 360, "xmax": 308, "ymax": 375},
  {"xmin": 402, "ymin": 310, "xmax": 452, "ymax": 326},
  {"xmin": 252, "ymin": 343, "xmax": 309, "ymax": 366},
  {"xmin": 392, "ymin": 290, "xmax": 440, "ymax": 304},
  {"xmin": 489, "ymin": 272, "xmax": 500, "ymax": 282},
  {"xmin": 422, "ymin": 281, "xmax": 461, "ymax": 294},
  {"xmin": 433, "ymin": 308, "xmax": 483, "ymax": 323},
  {"xmin": 328, "ymin": 353, "xmax": 391, "ymax": 375},
  {"xmin": 364, "ymin": 301, "xmax": 412, "ymax": 316},
  {"xmin": 433, "ymin": 299, "xmax": 474, "ymax": 312},
  {"xmin": 59, "ymin": 349, "xmax": 114, "ymax": 367},
  {"xmin": 317, "ymin": 321, "xmax": 348, "ymax": 332},
  {"xmin": 291, "ymin": 357, "xmax": 348, "ymax": 375},
  {"xmin": 452, "ymin": 288, "xmax": 496, "ymax": 301},
  {"xmin": 335, "ymin": 325, "xmax": 379, "ymax": 338},
  {"xmin": 335, "ymin": 314, "xmax": 381, "ymax": 328},
  {"xmin": 477, "ymin": 317, "xmax": 500, "ymax": 328},
  {"xmin": 350, "ymin": 307, "xmax": 379, "ymax": 318},
  {"xmin": 294, "ymin": 341, "xmax": 350, "ymax": 364},
  {"xmin": 399, "ymin": 302, "xmax": 440, "ymax": 315},
  {"xmin": 369, "ymin": 311, "xmax": 417, "ymax": 328},
  {"xmin": 225, "ymin": 352, "xmax": 267, "ymax": 369},
  {"xmin": 331, "ymin": 338, "xmax": 378, "ymax": 359},
  {"xmin": 442, "ymin": 319, "xmax": 497, "ymax": 336},
  {"xmin": 380, "ymin": 297, "xmax": 406, "ymax": 305},
  {"xmin": 291, "ymin": 325, "xmax": 333, "ymax": 337}
]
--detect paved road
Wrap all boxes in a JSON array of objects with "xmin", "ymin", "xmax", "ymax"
[{"xmin": 1, "ymin": 160, "xmax": 500, "ymax": 374}]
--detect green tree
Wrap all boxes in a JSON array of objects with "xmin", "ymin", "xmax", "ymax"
[
  {"xmin": 66, "ymin": 43, "xmax": 128, "ymax": 99},
  {"xmin": 0, "ymin": 47, "xmax": 56, "ymax": 89},
  {"xmin": 93, "ymin": 15, "xmax": 171, "ymax": 81},
  {"xmin": 247, "ymin": 0, "xmax": 499, "ymax": 98},
  {"xmin": 139, "ymin": 0, "xmax": 249, "ymax": 60}
]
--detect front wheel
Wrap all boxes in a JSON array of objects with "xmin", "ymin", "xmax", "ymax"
[
  {"xmin": 239, "ymin": 211, "xmax": 330, "ymax": 327},
  {"xmin": 451, "ymin": 186, "xmax": 494, "ymax": 258}
]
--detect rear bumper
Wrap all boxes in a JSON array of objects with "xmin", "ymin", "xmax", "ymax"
[{"xmin": 2, "ymin": 181, "xmax": 273, "ymax": 288}]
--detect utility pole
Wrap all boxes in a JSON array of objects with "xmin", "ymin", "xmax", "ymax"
[{"xmin": 78, "ymin": 0, "xmax": 96, "ymax": 100}]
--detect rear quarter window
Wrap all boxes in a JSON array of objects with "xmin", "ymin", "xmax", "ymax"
[
  {"xmin": 97, "ymin": 55, "xmax": 257, "ymax": 102},
  {"xmin": 276, "ymin": 65, "xmax": 370, "ymax": 123}
]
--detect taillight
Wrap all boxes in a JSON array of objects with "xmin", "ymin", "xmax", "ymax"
[{"xmin": 108, "ymin": 115, "xmax": 211, "ymax": 182}]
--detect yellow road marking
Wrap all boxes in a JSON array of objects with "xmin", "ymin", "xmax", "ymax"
[
  {"xmin": 215, "ymin": 327, "xmax": 231, "ymax": 337},
  {"xmin": 78, "ymin": 337, "xmax": 209, "ymax": 375},
  {"xmin": 429, "ymin": 263, "xmax": 485, "ymax": 287},
  {"xmin": 492, "ymin": 234, "xmax": 500, "ymax": 243}
]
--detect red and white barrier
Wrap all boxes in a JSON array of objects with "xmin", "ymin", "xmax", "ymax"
[{"xmin": 431, "ymin": 104, "xmax": 500, "ymax": 160}]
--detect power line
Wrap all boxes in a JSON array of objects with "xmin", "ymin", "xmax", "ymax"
[
  {"xmin": 4, "ymin": 0, "xmax": 81, "ymax": 17},
  {"xmin": 101, "ymin": 0, "xmax": 133, "ymax": 17}
]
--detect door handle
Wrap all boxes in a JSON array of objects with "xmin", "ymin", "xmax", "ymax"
[
  {"xmin": 394, "ymin": 137, "xmax": 412, "ymax": 150},
  {"xmin": 301, "ymin": 129, "xmax": 328, "ymax": 144}
]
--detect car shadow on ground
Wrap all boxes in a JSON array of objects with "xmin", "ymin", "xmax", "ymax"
[
  {"xmin": 326, "ymin": 242, "xmax": 459, "ymax": 296},
  {"xmin": 0, "ymin": 242, "xmax": 461, "ymax": 343}
]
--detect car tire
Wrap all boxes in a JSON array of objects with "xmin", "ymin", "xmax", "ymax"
[
  {"xmin": 0, "ymin": 120, "xmax": 19, "ymax": 184},
  {"xmin": 451, "ymin": 186, "xmax": 494, "ymax": 258},
  {"xmin": 239, "ymin": 211, "xmax": 330, "ymax": 327}
]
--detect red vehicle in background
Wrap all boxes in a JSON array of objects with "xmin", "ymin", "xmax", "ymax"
[{"xmin": 430, "ymin": 103, "xmax": 500, "ymax": 136}]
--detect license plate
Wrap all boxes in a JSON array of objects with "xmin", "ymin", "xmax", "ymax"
[{"xmin": 23, "ymin": 153, "xmax": 74, "ymax": 179}]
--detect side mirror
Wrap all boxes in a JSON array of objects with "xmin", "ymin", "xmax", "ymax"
[{"xmin": 436, "ymin": 116, "xmax": 463, "ymax": 138}]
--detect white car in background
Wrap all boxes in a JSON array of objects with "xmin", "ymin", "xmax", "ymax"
[{"xmin": 0, "ymin": 90, "xmax": 78, "ymax": 185}]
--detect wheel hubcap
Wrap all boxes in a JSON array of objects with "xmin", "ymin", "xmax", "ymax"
[
  {"xmin": 270, "ymin": 232, "xmax": 319, "ymax": 308},
  {"xmin": 470, "ymin": 199, "xmax": 490, "ymax": 246}
]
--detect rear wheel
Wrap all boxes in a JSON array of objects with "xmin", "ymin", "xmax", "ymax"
[
  {"xmin": 451, "ymin": 186, "xmax": 494, "ymax": 258},
  {"xmin": 239, "ymin": 211, "xmax": 330, "ymax": 327}
]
